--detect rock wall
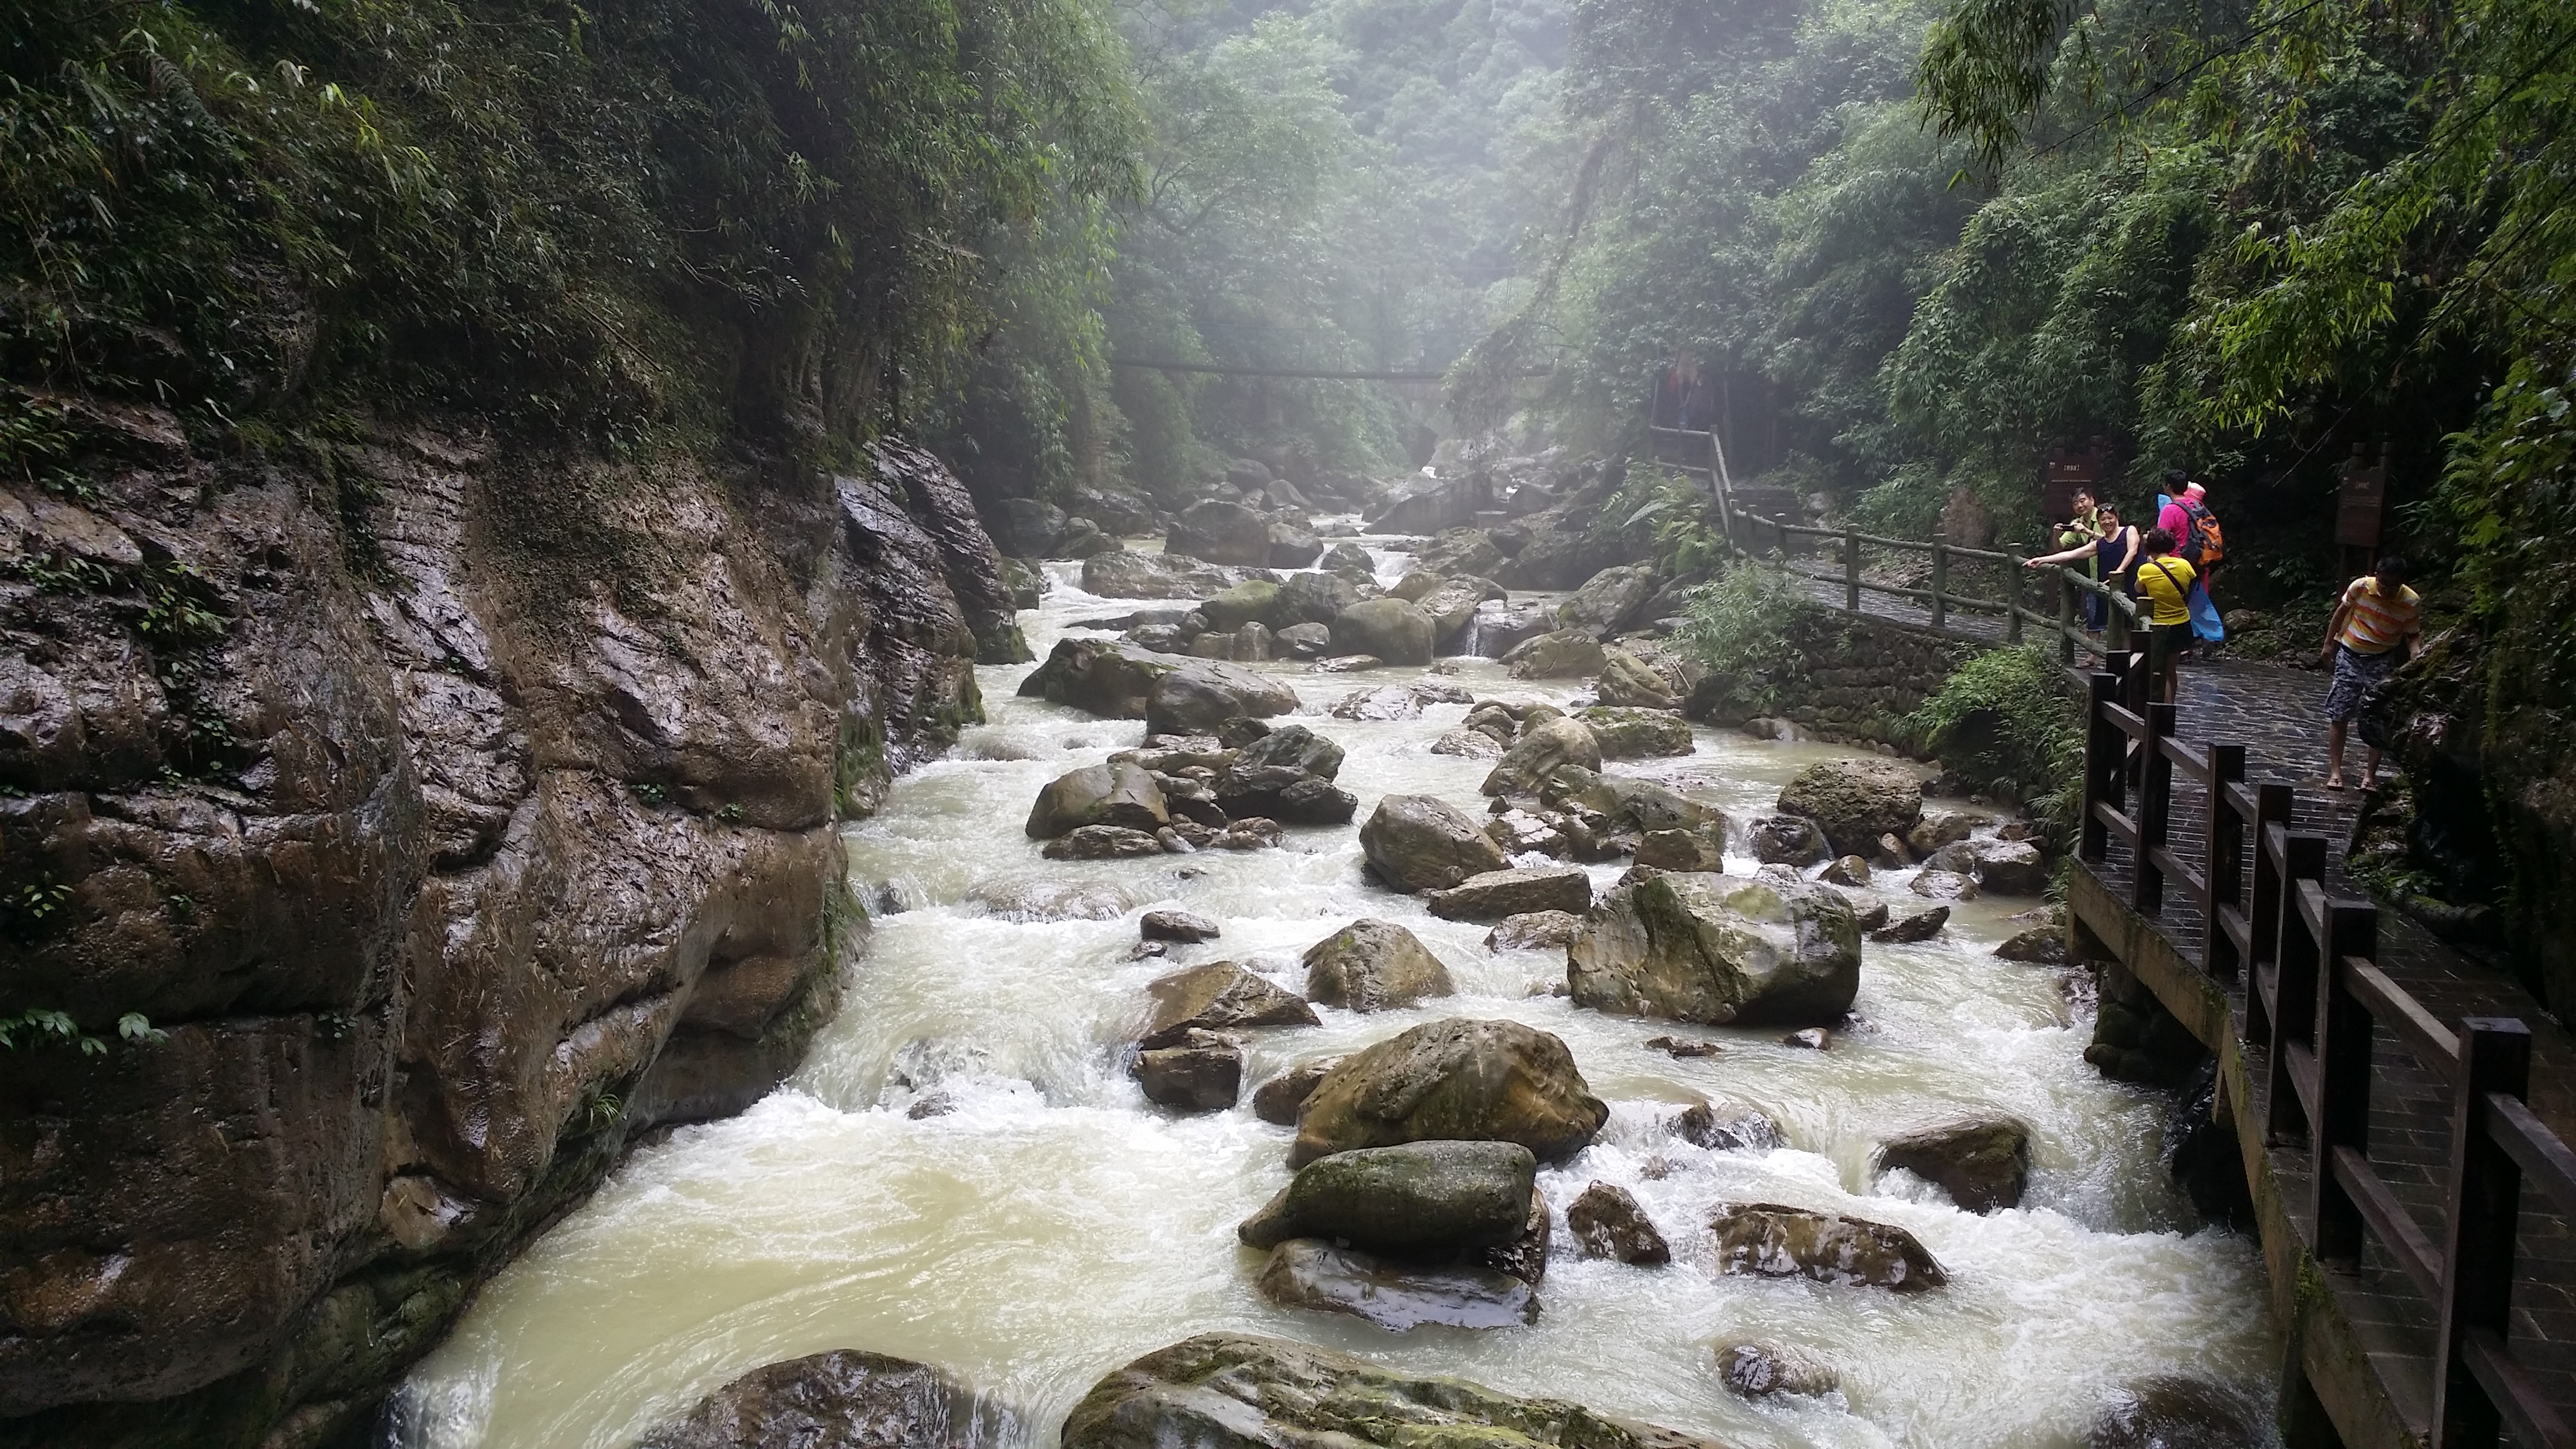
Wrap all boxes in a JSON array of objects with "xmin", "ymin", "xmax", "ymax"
[
  {"xmin": 0, "ymin": 409, "xmax": 1020, "ymax": 1447},
  {"xmin": 1686, "ymin": 605, "xmax": 1977, "ymax": 753}
]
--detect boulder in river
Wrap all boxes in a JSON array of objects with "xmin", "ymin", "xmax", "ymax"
[
  {"xmin": 1707, "ymin": 1202, "xmax": 1948, "ymax": 1292},
  {"xmin": 1141, "ymin": 962, "xmax": 1319, "ymax": 1048},
  {"xmin": 1749, "ymin": 815, "xmax": 1830, "ymax": 867},
  {"xmin": 1330, "ymin": 597, "xmax": 1437, "ymax": 666},
  {"xmin": 1080, "ymin": 549, "xmax": 1257, "ymax": 600},
  {"xmin": 1301, "ymin": 919, "xmax": 1456, "ymax": 1012},
  {"xmin": 1470, "ymin": 600, "xmax": 1558, "ymax": 659},
  {"xmin": 1042, "ymin": 825, "xmax": 1167, "ymax": 859},
  {"xmin": 965, "ymin": 877, "xmax": 1136, "ymax": 922},
  {"xmin": 1321, "ymin": 542, "xmax": 1374, "ymax": 575},
  {"xmin": 1871, "ymin": 905, "xmax": 1949, "ymax": 943},
  {"xmin": 1595, "ymin": 650, "xmax": 1681, "ymax": 709},
  {"xmin": 1568, "ymin": 870, "xmax": 1862, "ymax": 1026},
  {"xmin": 1632, "ymin": 827, "xmax": 1724, "ymax": 873},
  {"xmin": 633, "ymin": 1348, "xmax": 974, "ymax": 1449},
  {"xmin": 1061, "ymin": 1334, "xmax": 1725, "ymax": 1449},
  {"xmin": 1025, "ymin": 759, "xmax": 1170, "ymax": 839},
  {"xmin": 1018, "ymin": 636, "xmax": 1177, "ymax": 718},
  {"xmin": 1255, "ymin": 1240, "xmax": 1538, "ymax": 1330},
  {"xmin": 1133, "ymin": 1033, "xmax": 1242, "ymax": 1111},
  {"xmin": 1566, "ymin": 1183, "xmax": 1670, "ymax": 1265},
  {"xmin": 1268, "ymin": 522, "xmax": 1324, "ymax": 569},
  {"xmin": 1145, "ymin": 661, "xmax": 1300, "ymax": 738},
  {"xmin": 1875, "ymin": 1113, "xmax": 2031, "ymax": 1213},
  {"xmin": 1238, "ymin": 1140, "xmax": 1538, "ymax": 1253},
  {"xmin": 1777, "ymin": 759, "xmax": 1926, "ymax": 856},
  {"xmin": 1816, "ymin": 854, "xmax": 1870, "ymax": 887},
  {"xmin": 1213, "ymin": 723, "xmax": 1355, "ymax": 826},
  {"xmin": 1359, "ymin": 794, "xmax": 1510, "ymax": 892},
  {"xmin": 1251, "ymin": 1056, "xmax": 1344, "ymax": 1126},
  {"xmin": 1432, "ymin": 727, "xmax": 1506, "ymax": 759},
  {"xmin": 1427, "ymin": 867, "xmax": 1594, "ymax": 922},
  {"xmin": 1279, "ymin": 570, "xmax": 1365, "ymax": 626},
  {"xmin": 1418, "ymin": 577, "xmax": 1504, "ymax": 652},
  {"xmin": 1558, "ymin": 565, "xmax": 1659, "ymax": 638},
  {"xmin": 1501, "ymin": 628, "xmax": 1607, "ymax": 679},
  {"xmin": 1486, "ymin": 910, "xmax": 1585, "ymax": 951},
  {"xmin": 1140, "ymin": 909, "xmax": 1219, "ymax": 944},
  {"xmin": 1483, "ymin": 716, "xmax": 1603, "ymax": 796},
  {"xmin": 1274, "ymin": 621, "xmax": 1332, "ymax": 659},
  {"xmin": 2084, "ymin": 1377, "xmax": 2265, "ymax": 1449},
  {"xmin": 1672, "ymin": 1096, "xmax": 1785, "ymax": 1153},
  {"xmin": 1198, "ymin": 579, "xmax": 1290, "ymax": 633},
  {"xmin": 1995, "ymin": 925, "xmax": 2068, "ymax": 964},
  {"xmin": 1910, "ymin": 869, "xmax": 1979, "ymax": 901},
  {"xmin": 1290, "ymin": 1018, "xmax": 1609, "ymax": 1167},
  {"xmin": 1167, "ymin": 499, "xmax": 1272, "ymax": 567},
  {"xmin": 1578, "ymin": 706, "xmax": 1692, "ymax": 759},
  {"xmin": 1716, "ymin": 1342, "xmax": 1840, "ymax": 1401},
  {"xmin": 1970, "ymin": 839, "xmax": 2050, "ymax": 895},
  {"xmin": 1908, "ymin": 811, "xmax": 1978, "ymax": 856}
]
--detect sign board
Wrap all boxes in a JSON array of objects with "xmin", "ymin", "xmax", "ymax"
[
  {"xmin": 2043, "ymin": 450, "xmax": 2099, "ymax": 529},
  {"xmin": 2338, "ymin": 444, "xmax": 2387, "ymax": 549}
]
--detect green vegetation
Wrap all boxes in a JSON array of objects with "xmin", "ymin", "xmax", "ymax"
[
  {"xmin": 4, "ymin": 0, "xmax": 1139, "ymax": 456},
  {"xmin": 1675, "ymin": 562, "xmax": 1807, "ymax": 710},
  {"xmin": 1906, "ymin": 645, "xmax": 2083, "ymax": 846},
  {"xmin": 0, "ymin": 1007, "xmax": 164, "ymax": 1055}
]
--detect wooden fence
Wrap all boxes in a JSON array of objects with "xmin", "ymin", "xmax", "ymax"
[
  {"xmin": 2080, "ymin": 646, "xmax": 2576, "ymax": 1449},
  {"xmin": 1646, "ymin": 424, "xmax": 2141, "ymax": 663}
]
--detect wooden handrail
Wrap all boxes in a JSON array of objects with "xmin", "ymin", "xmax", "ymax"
[{"xmin": 2059, "ymin": 648, "xmax": 2576, "ymax": 1449}]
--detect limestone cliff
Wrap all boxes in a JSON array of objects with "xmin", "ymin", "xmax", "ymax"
[{"xmin": 0, "ymin": 406, "xmax": 1022, "ymax": 1446}]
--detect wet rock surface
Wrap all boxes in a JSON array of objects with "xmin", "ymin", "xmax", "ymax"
[
  {"xmin": 1568, "ymin": 871, "xmax": 1862, "ymax": 1025},
  {"xmin": 1253, "ymin": 1241, "xmax": 1539, "ymax": 1330},
  {"xmin": 0, "ymin": 431, "xmax": 1012, "ymax": 1430},
  {"xmin": 1290, "ymin": 1018, "xmax": 1609, "ymax": 1167},
  {"xmin": 1427, "ymin": 866, "xmax": 1594, "ymax": 922},
  {"xmin": 1140, "ymin": 962, "xmax": 1318, "ymax": 1046},
  {"xmin": 2084, "ymin": 1377, "xmax": 2265, "ymax": 1449},
  {"xmin": 633, "ymin": 1348, "xmax": 980, "ymax": 1449},
  {"xmin": 1716, "ymin": 1342, "xmax": 1840, "ymax": 1400},
  {"xmin": 1251, "ymin": 1056, "xmax": 1344, "ymax": 1126},
  {"xmin": 1566, "ymin": 1182, "xmax": 1671, "ymax": 1264},
  {"xmin": 1301, "ymin": 919, "xmax": 1457, "ymax": 1012},
  {"xmin": 1876, "ymin": 1113, "xmax": 2031, "ymax": 1213},
  {"xmin": 1359, "ymin": 794, "xmax": 1511, "ymax": 892},
  {"xmin": 1708, "ymin": 1203, "xmax": 1948, "ymax": 1292},
  {"xmin": 1777, "ymin": 758, "xmax": 1925, "ymax": 856},
  {"xmin": 1237, "ymin": 1140, "xmax": 1539, "ymax": 1254}
]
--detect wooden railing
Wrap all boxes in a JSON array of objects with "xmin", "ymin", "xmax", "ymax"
[
  {"xmin": 1646, "ymin": 425, "xmax": 2140, "ymax": 663},
  {"xmin": 2078, "ymin": 646, "xmax": 2576, "ymax": 1449}
]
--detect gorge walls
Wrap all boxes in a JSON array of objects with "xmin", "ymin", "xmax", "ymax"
[{"xmin": 0, "ymin": 412, "xmax": 1022, "ymax": 1447}]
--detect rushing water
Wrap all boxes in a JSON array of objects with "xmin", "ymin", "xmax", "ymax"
[{"xmin": 393, "ymin": 545, "xmax": 2278, "ymax": 1449}]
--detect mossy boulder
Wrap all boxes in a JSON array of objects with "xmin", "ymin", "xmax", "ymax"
[
  {"xmin": 1025, "ymin": 759, "xmax": 1169, "ymax": 839},
  {"xmin": 1290, "ymin": 1018, "xmax": 1608, "ymax": 1168},
  {"xmin": 1330, "ymin": 597, "xmax": 1437, "ymax": 666},
  {"xmin": 1300, "ymin": 919, "xmax": 1456, "ymax": 1012},
  {"xmin": 1708, "ymin": 1202, "xmax": 1947, "ymax": 1292},
  {"xmin": 1777, "ymin": 758, "xmax": 1925, "ymax": 856},
  {"xmin": 1141, "ymin": 963, "xmax": 1319, "ymax": 1048},
  {"xmin": 1875, "ymin": 1113, "xmax": 2031, "ymax": 1213},
  {"xmin": 1578, "ymin": 706, "xmax": 1692, "ymax": 759},
  {"xmin": 1198, "ymin": 579, "xmax": 1289, "ymax": 633},
  {"xmin": 1237, "ymin": 1140, "xmax": 1538, "ymax": 1253},
  {"xmin": 1502, "ymin": 628, "xmax": 1606, "ymax": 679},
  {"xmin": 1568, "ymin": 869, "xmax": 1861, "ymax": 1026},
  {"xmin": 1482, "ymin": 716, "xmax": 1602, "ymax": 796},
  {"xmin": 1166, "ymin": 499, "xmax": 1272, "ymax": 567},
  {"xmin": 1359, "ymin": 794, "xmax": 1510, "ymax": 893}
]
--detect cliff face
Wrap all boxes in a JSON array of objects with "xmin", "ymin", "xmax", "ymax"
[{"xmin": 0, "ymin": 407, "xmax": 1021, "ymax": 1446}]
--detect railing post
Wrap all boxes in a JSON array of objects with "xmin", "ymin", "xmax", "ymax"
[
  {"xmin": 1930, "ymin": 542, "xmax": 1950, "ymax": 630},
  {"xmin": 2080, "ymin": 671, "xmax": 2120, "ymax": 863},
  {"xmin": 2133, "ymin": 701, "xmax": 2177, "ymax": 914},
  {"xmin": 2007, "ymin": 552, "xmax": 2026, "ymax": 644},
  {"xmin": 2203, "ymin": 744, "xmax": 2249, "ymax": 978},
  {"xmin": 2433, "ymin": 1018, "xmax": 2533, "ymax": 1449},
  {"xmin": 2109, "ymin": 583, "xmax": 2134, "ymax": 653},
  {"xmin": 2265, "ymin": 865, "xmax": 2331, "ymax": 1146},
  {"xmin": 2311, "ymin": 900, "xmax": 2381, "ymax": 1264},
  {"xmin": 2056, "ymin": 572, "xmax": 2076, "ymax": 665},
  {"xmin": 1844, "ymin": 530, "xmax": 1860, "ymax": 613}
]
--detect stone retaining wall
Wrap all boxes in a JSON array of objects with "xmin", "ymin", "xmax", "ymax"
[{"xmin": 1685, "ymin": 602, "xmax": 1979, "ymax": 755}]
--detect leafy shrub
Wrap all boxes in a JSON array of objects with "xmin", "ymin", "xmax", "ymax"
[
  {"xmin": 1676, "ymin": 562, "xmax": 1807, "ymax": 708},
  {"xmin": 1906, "ymin": 645, "xmax": 2083, "ymax": 847}
]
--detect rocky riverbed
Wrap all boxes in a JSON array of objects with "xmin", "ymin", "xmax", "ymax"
[{"xmin": 389, "ymin": 540, "xmax": 2278, "ymax": 1449}]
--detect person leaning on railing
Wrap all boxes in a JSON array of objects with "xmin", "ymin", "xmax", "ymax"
[{"xmin": 2024, "ymin": 503, "xmax": 2140, "ymax": 635}]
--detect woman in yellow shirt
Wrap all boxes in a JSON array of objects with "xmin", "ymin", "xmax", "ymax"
[
  {"xmin": 2133, "ymin": 527, "xmax": 2198, "ymax": 703},
  {"xmin": 2318, "ymin": 555, "xmax": 2422, "ymax": 790}
]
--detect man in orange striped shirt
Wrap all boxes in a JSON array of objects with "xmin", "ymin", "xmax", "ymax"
[{"xmin": 2319, "ymin": 555, "xmax": 2423, "ymax": 790}]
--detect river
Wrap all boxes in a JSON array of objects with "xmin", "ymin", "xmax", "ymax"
[{"xmin": 391, "ymin": 545, "xmax": 2278, "ymax": 1449}]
